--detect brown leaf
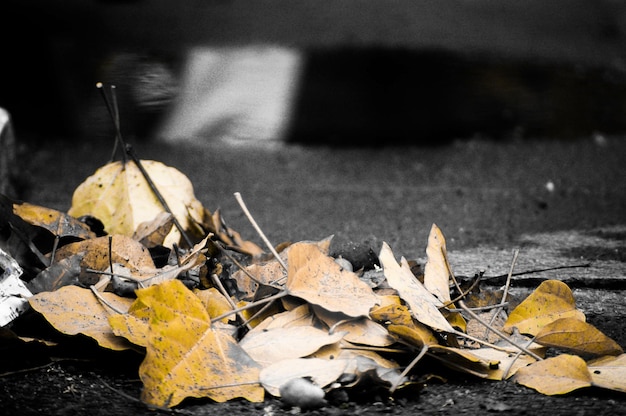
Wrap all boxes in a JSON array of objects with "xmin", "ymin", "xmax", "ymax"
[
  {"xmin": 286, "ymin": 242, "xmax": 378, "ymax": 317},
  {"xmin": 514, "ymin": 354, "xmax": 593, "ymax": 395},
  {"xmin": 53, "ymin": 235, "xmax": 156, "ymax": 285},
  {"xmin": 534, "ymin": 317, "xmax": 623, "ymax": 356},
  {"xmin": 313, "ymin": 305, "xmax": 395, "ymax": 347},
  {"xmin": 503, "ymin": 280, "xmax": 585, "ymax": 336}
]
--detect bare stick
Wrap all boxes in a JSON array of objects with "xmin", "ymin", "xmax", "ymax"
[
  {"xmin": 487, "ymin": 249, "xmax": 519, "ymax": 329},
  {"xmin": 390, "ymin": 344, "xmax": 428, "ymax": 394},
  {"xmin": 210, "ymin": 290, "xmax": 288, "ymax": 324},
  {"xmin": 234, "ymin": 192, "xmax": 287, "ymax": 271},
  {"xmin": 90, "ymin": 285, "xmax": 125, "ymax": 314},
  {"xmin": 458, "ymin": 300, "xmax": 543, "ymax": 361},
  {"xmin": 210, "ymin": 273, "xmax": 252, "ymax": 331}
]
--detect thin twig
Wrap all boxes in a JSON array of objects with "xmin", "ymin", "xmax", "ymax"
[
  {"xmin": 210, "ymin": 273, "xmax": 252, "ymax": 331},
  {"xmin": 234, "ymin": 192, "xmax": 287, "ymax": 272},
  {"xmin": 458, "ymin": 300, "xmax": 543, "ymax": 361},
  {"xmin": 390, "ymin": 344, "xmax": 428, "ymax": 394},
  {"xmin": 487, "ymin": 249, "xmax": 519, "ymax": 329},
  {"xmin": 90, "ymin": 285, "xmax": 125, "ymax": 314},
  {"xmin": 210, "ymin": 290, "xmax": 288, "ymax": 324}
]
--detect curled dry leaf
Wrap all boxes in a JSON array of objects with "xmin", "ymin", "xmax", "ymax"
[
  {"xmin": 13, "ymin": 201, "xmax": 95, "ymax": 240},
  {"xmin": 534, "ymin": 317, "xmax": 623, "ymax": 356},
  {"xmin": 378, "ymin": 242, "xmax": 454, "ymax": 333},
  {"xmin": 313, "ymin": 305, "xmax": 396, "ymax": 347},
  {"xmin": 29, "ymin": 285, "xmax": 133, "ymax": 350},
  {"xmin": 286, "ymin": 242, "xmax": 378, "ymax": 318},
  {"xmin": 423, "ymin": 223, "xmax": 451, "ymax": 303},
  {"xmin": 503, "ymin": 280, "xmax": 586, "ymax": 336},
  {"xmin": 588, "ymin": 354, "xmax": 626, "ymax": 392},
  {"xmin": 68, "ymin": 160, "xmax": 204, "ymax": 248},
  {"xmin": 513, "ymin": 354, "xmax": 593, "ymax": 395},
  {"xmin": 53, "ymin": 235, "xmax": 155, "ymax": 285}
]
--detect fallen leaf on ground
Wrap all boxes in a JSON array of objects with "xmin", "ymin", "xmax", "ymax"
[
  {"xmin": 513, "ymin": 354, "xmax": 593, "ymax": 395},
  {"xmin": 588, "ymin": 354, "xmax": 626, "ymax": 392},
  {"xmin": 53, "ymin": 235, "xmax": 155, "ymax": 285},
  {"xmin": 130, "ymin": 280, "xmax": 264, "ymax": 407},
  {"xmin": 68, "ymin": 160, "xmax": 204, "ymax": 247},
  {"xmin": 286, "ymin": 242, "xmax": 378, "ymax": 317},
  {"xmin": 503, "ymin": 280, "xmax": 585, "ymax": 336},
  {"xmin": 13, "ymin": 201, "xmax": 95, "ymax": 241},
  {"xmin": 378, "ymin": 242, "xmax": 453, "ymax": 333},
  {"xmin": 313, "ymin": 305, "xmax": 395, "ymax": 347},
  {"xmin": 240, "ymin": 326, "xmax": 345, "ymax": 367},
  {"xmin": 29, "ymin": 285, "xmax": 133, "ymax": 350},
  {"xmin": 423, "ymin": 223, "xmax": 451, "ymax": 303},
  {"xmin": 534, "ymin": 317, "xmax": 623, "ymax": 356}
]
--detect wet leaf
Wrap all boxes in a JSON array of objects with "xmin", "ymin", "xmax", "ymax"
[
  {"xmin": 29, "ymin": 285, "xmax": 133, "ymax": 350},
  {"xmin": 286, "ymin": 242, "xmax": 378, "ymax": 317},
  {"xmin": 588, "ymin": 354, "xmax": 626, "ymax": 392},
  {"xmin": 534, "ymin": 317, "xmax": 623, "ymax": 356},
  {"xmin": 378, "ymin": 242, "xmax": 454, "ymax": 332},
  {"xmin": 68, "ymin": 160, "xmax": 204, "ymax": 247},
  {"xmin": 423, "ymin": 224, "xmax": 451, "ymax": 303},
  {"xmin": 503, "ymin": 280, "xmax": 585, "ymax": 336},
  {"xmin": 514, "ymin": 354, "xmax": 592, "ymax": 395}
]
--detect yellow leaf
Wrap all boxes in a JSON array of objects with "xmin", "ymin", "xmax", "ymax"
[
  {"xmin": 535, "ymin": 317, "xmax": 623, "ymax": 356},
  {"xmin": 68, "ymin": 160, "xmax": 204, "ymax": 248},
  {"xmin": 313, "ymin": 305, "xmax": 395, "ymax": 347},
  {"xmin": 387, "ymin": 322, "xmax": 439, "ymax": 348},
  {"xmin": 29, "ymin": 286, "xmax": 133, "ymax": 350},
  {"xmin": 429, "ymin": 345, "xmax": 497, "ymax": 378},
  {"xmin": 286, "ymin": 242, "xmax": 378, "ymax": 317},
  {"xmin": 194, "ymin": 288, "xmax": 234, "ymax": 324},
  {"xmin": 503, "ymin": 280, "xmax": 585, "ymax": 336},
  {"xmin": 588, "ymin": 354, "xmax": 626, "ymax": 392},
  {"xmin": 514, "ymin": 354, "xmax": 592, "ymax": 395},
  {"xmin": 239, "ymin": 326, "xmax": 345, "ymax": 367},
  {"xmin": 423, "ymin": 224, "xmax": 451, "ymax": 303},
  {"xmin": 13, "ymin": 201, "xmax": 95, "ymax": 240},
  {"xmin": 378, "ymin": 242, "xmax": 454, "ymax": 332},
  {"xmin": 134, "ymin": 280, "xmax": 264, "ymax": 407},
  {"xmin": 251, "ymin": 303, "xmax": 314, "ymax": 332}
]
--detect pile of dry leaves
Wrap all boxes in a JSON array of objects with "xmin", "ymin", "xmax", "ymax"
[{"xmin": 1, "ymin": 155, "xmax": 624, "ymax": 410}]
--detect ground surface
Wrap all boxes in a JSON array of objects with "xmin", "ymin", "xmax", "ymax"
[{"xmin": 1, "ymin": 136, "xmax": 625, "ymax": 415}]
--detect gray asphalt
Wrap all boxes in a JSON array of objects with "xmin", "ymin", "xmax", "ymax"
[{"xmin": 23, "ymin": 136, "xmax": 626, "ymax": 259}]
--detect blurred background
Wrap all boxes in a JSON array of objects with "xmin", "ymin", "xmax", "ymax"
[{"xmin": 2, "ymin": 0, "xmax": 626, "ymax": 145}]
